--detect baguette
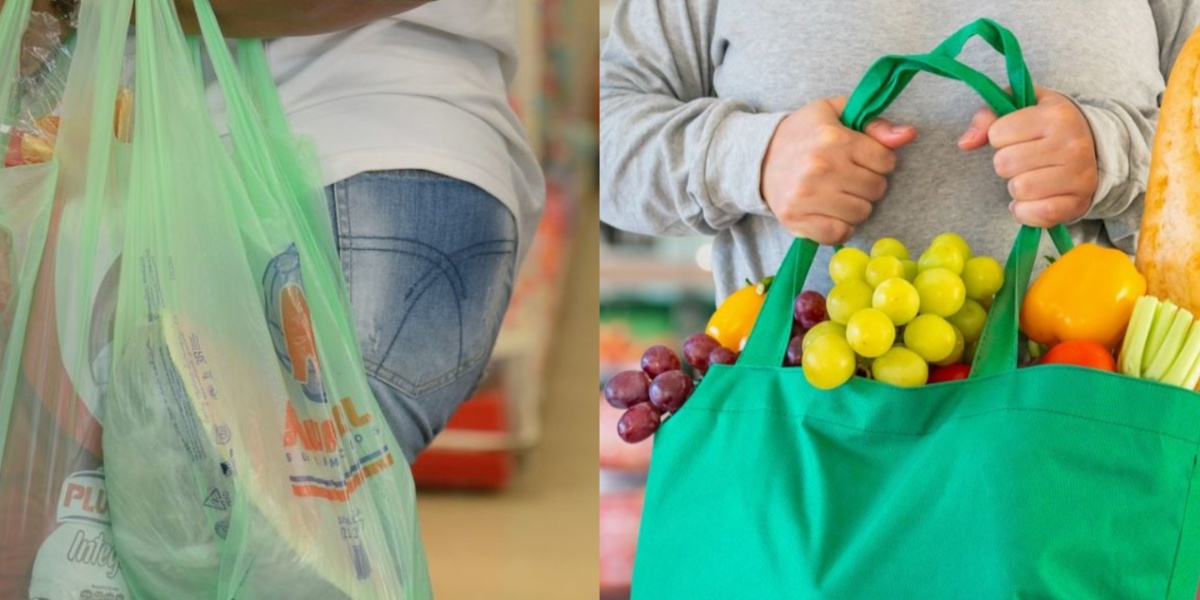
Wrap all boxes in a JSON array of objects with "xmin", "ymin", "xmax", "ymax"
[{"xmin": 1138, "ymin": 25, "xmax": 1200, "ymax": 315}]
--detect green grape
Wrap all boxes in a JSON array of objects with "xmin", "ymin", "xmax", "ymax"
[
  {"xmin": 827, "ymin": 280, "xmax": 873, "ymax": 324},
  {"xmin": 914, "ymin": 268, "xmax": 966, "ymax": 317},
  {"xmin": 933, "ymin": 325, "xmax": 966, "ymax": 366},
  {"xmin": 846, "ymin": 308, "xmax": 896, "ymax": 358},
  {"xmin": 872, "ymin": 346, "xmax": 929, "ymax": 387},
  {"xmin": 946, "ymin": 299, "xmax": 987, "ymax": 343},
  {"xmin": 962, "ymin": 256, "xmax": 1004, "ymax": 301},
  {"xmin": 870, "ymin": 237, "xmax": 910, "ymax": 260},
  {"xmin": 901, "ymin": 259, "xmax": 919, "ymax": 282},
  {"xmin": 864, "ymin": 255, "xmax": 905, "ymax": 288},
  {"xmin": 917, "ymin": 244, "xmax": 965, "ymax": 275},
  {"xmin": 931, "ymin": 232, "xmax": 972, "ymax": 261},
  {"xmin": 903, "ymin": 314, "xmax": 958, "ymax": 363},
  {"xmin": 803, "ymin": 321, "xmax": 848, "ymax": 351},
  {"xmin": 802, "ymin": 334, "xmax": 857, "ymax": 390},
  {"xmin": 829, "ymin": 247, "xmax": 870, "ymax": 284},
  {"xmin": 872, "ymin": 278, "xmax": 920, "ymax": 326}
]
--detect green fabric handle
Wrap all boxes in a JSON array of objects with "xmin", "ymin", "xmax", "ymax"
[{"xmin": 739, "ymin": 19, "xmax": 1074, "ymax": 378}]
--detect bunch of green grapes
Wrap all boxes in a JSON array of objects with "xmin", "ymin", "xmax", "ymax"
[{"xmin": 802, "ymin": 233, "xmax": 1004, "ymax": 389}]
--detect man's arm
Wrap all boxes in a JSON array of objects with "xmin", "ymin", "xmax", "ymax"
[{"xmin": 176, "ymin": 0, "xmax": 432, "ymax": 38}]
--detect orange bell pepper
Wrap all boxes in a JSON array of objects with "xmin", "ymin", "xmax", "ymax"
[{"xmin": 1020, "ymin": 243, "xmax": 1146, "ymax": 350}]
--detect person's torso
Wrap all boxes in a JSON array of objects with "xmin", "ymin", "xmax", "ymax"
[
  {"xmin": 207, "ymin": 0, "xmax": 545, "ymax": 261},
  {"xmin": 706, "ymin": 0, "xmax": 1161, "ymax": 298}
]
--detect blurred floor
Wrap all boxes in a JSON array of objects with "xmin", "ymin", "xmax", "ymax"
[{"xmin": 416, "ymin": 197, "xmax": 599, "ymax": 599}]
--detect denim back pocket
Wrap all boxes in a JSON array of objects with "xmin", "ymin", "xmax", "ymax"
[{"xmin": 328, "ymin": 170, "xmax": 518, "ymax": 398}]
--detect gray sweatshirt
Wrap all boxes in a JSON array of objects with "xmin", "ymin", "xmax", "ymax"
[{"xmin": 600, "ymin": 1, "xmax": 1200, "ymax": 300}]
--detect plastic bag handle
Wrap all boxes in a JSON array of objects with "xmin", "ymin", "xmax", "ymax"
[{"xmin": 738, "ymin": 19, "xmax": 1073, "ymax": 378}]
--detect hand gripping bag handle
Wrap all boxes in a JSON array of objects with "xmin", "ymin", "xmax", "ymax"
[{"xmin": 739, "ymin": 19, "xmax": 1074, "ymax": 378}]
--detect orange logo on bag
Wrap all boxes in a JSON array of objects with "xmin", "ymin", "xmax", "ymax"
[
  {"xmin": 281, "ymin": 285, "xmax": 320, "ymax": 389},
  {"xmin": 283, "ymin": 396, "xmax": 373, "ymax": 453},
  {"xmin": 264, "ymin": 245, "xmax": 395, "ymax": 503}
]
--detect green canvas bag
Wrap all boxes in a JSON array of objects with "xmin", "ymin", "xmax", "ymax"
[{"xmin": 632, "ymin": 19, "xmax": 1200, "ymax": 599}]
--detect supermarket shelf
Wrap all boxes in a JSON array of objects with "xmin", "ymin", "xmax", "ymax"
[{"xmin": 600, "ymin": 252, "xmax": 715, "ymax": 296}]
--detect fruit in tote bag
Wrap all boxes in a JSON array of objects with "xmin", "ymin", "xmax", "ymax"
[
  {"xmin": 793, "ymin": 290, "xmax": 828, "ymax": 330},
  {"xmin": 1040, "ymin": 340, "xmax": 1116, "ymax": 372},
  {"xmin": 928, "ymin": 363, "xmax": 971, "ymax": 383},
  {"xmin": 799, "ymin": 232, "xmax": 997, "ymax": 389},
  {"xmin": 604, "ymin": 234, "xmax": 1003, "ymax": 444},
  {"xmin": 640, "ymin": 345, "xmax": 682, "ymax": 378},
  {"xmin": 682, "ymin": 333, "xmax": 723, "ymax": 372},
  {"xmin": 617, "ymin": 403, "xmax": 662, "ymax": 444},
  {"xmin": 604, "ymin": 371, "xmax": 651, "ymax": 409},
  {"xmin": 802, "ymin": 333, "xmax": 858, "ymax": 390},
  {"xmin": 705, "ymin": 277, "xmax": 773, "ymax": 351},
  {"xmin": 1020, "ymin": 243, "xmax": 1146, "ymax": 350},
  {"xmin": 871, "ymin": 346, "xmax": 929, "ymax": 387}
]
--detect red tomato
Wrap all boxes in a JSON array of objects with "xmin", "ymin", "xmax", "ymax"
[
  {"xmin": 928, "ymin": 363, "xmax": 971, "ymax": 384},
  {"xmin": 1040, "ymin": 340, "xmax": 1116, "ymax": 372}
]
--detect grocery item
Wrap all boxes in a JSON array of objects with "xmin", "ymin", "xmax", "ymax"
[
  {"xmin": 603, "ymin": 370, "xmax": 651, "ymax": 409},
  {"xmin": 1020, "ymin": 243, "xmax": 1146, "ymax": 350},
  {"xmin": 635, "ymin": 22, "xmax": 1200, "ymax": 596},
  {"xmin": 682, "ymin": 333, "xmax": 722, "ymax": 372},
  {"xmin": 1136, "ymin": 23, "xmax": 1200, "ymax": 315},
  {"xmin": 1118, "ymin": 295, "xmax": 1200, "ymax": 388},
  {"xmin": 6, "ymin": 0, "xmax": 431, "ymax": 596},
  {"xmin": 618, "ymin": 403, "xmax": 662, "ymax": 444},
  {"xmin": 870, "ymin": 346, "xmax": 928, "ymax": 387},
  {"xmin": 870, "ymin": 237, "xmax": 909, "ymax": 260},
  {"xmin": 648, "ymin": 371, "xmax": 694, "ymax": 413},
  {"xmin": 1041, "ymin": 340, "xmax": 1116, "ymax": 372},
  {"xmin": 801, "ymin": 333, "xmax": 856, "ymax": 390},
  {"xmin": 705, "ymin": 278, "xmax": 772, "ymax": 351},
  {"xmin": 927, "ymin": 363, "xmax": 970, "ymax": 383},
  {"xmin": 640, "ymin": 345, "xmax": 681, "ymax": 378}
]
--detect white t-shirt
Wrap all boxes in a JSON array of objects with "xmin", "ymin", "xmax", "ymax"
[{"xmin": 225, "ymin": 1, "xmax": 545, "ymax": 261}]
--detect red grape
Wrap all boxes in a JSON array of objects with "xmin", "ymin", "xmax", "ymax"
[
  {"xmin": 683, "ymin": 333, "xmax": 722, "ymax": 371},
  {"xmin": 794, "ymin": 290, "xmax": 828, "ymax": 330},
  {"xmin": 708, "ymin": 347, "xmax": 737, "ymax": 366},
  {"xmin": 649, "ymin": 370, "xmax": 694, "ymax": 413},
  {"xmin": 618, "ymin": 402, "xmax": 662, "ymax": 443},
  {"xmin": 603, "ymin": 370, "xmax": 651, "ymax": 409},
  {"xmin": 785, "ymin": 335, "xmax": 804, "ymax": 367},
  {"xmin": 791, "ymin": 320, "xmax": 805, "ymax": 339},
  {"xmin": 641, "ymin": 345, "xmax": 682, "ymax": 378}
]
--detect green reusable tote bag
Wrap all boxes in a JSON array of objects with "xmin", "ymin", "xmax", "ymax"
[
  {"xmin": 632, "ymin": 19, "xmax": 1200, "ymax": 599},
  {"xmin": 95, "ymin": 0, "xmax": 431, "ymax": 598}
]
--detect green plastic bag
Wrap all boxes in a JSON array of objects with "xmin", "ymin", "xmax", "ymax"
[
  {"xmin": 632, "ymin": 20, "xmax": 1200, "ymax": 599},
  {"xmin": 0, "ymin": 0, "xmax": 432, "ymax": 597},
  {"xmin": 0, "ymin": 0, "xmax": 132, "ymax": 597}
]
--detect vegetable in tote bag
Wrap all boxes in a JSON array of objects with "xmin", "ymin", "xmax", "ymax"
[
  {"xmin": 0, "ymin": 0, "xmax": 433, "ymax": 597},
  {"xmin": 631, "ymin": 20, "xmax": 1200, "ymax": 599}
]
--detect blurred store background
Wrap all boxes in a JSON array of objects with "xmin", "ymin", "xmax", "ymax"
[
  {"xmin": 412, "ymin": 1, "xmax": 599, "ymax": 598},
  {"xmin": 597, "ymin": 3, "xmax": 717, "ymax": 598}
]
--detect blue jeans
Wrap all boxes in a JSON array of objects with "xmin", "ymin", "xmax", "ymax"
[{"xmin": 324, "ymin": 170, "xmax": 518, "ymax": 463}]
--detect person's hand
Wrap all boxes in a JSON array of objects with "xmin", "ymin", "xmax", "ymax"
[
  {"xmin": 761, "ymin": 97, "xmax": 917, "ymax": 245},
  {"xmin": 958, "ymin": 86, "xmax": 1098, "ymax": 227}
]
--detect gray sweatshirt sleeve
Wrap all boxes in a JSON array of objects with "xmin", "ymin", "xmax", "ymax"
[
  {"xmin": 1072, "ymin": 1, "xmax": 1200, "ymax": 249},
  {"xmin": 599, "ymin": 0, "xmax": 787, "ymax": 237}
]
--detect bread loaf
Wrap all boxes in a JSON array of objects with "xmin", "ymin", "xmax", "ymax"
[{"xmin": 1138, "ymin": 26, "xmax": 1200, "ymax": 314}]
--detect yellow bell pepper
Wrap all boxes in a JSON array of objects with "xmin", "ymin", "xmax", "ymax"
[
  {"xmin": 1020, "ymin": 243, "xmax": 1146, "ymax": 350},
  {"xmin": 706, "ymin": 277, "xmax": 772, "ymax": 351}
]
